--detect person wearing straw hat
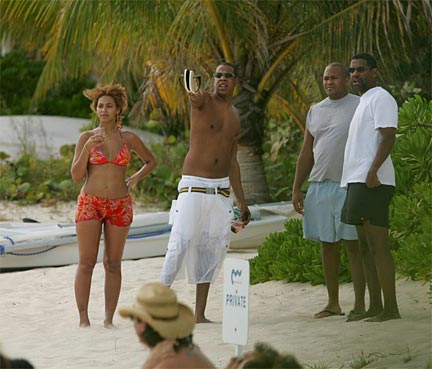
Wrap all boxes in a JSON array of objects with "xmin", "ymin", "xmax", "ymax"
[{"xmin": 119, "ymin": 282, "xmax": 215, "ymax": 369}]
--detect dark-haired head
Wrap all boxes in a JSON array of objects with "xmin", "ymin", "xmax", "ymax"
[
  {"xmin": 141, "ymin": 322, "xmax": 193, "ymax": 350},
  {"xmin": 242, "ymin": 342, "xmax": 303, "ymax": 368},
  {"xmin": 218, "ymin": 61, "xmax": 238, "ymax": 77},
  {"xmin": 351, "ymin": 53, "xmax": 377, "ymax": 69},
  {"xmin": 327, "ymin": 62, "xmax": 350, "ymax": 78},
  {"xmin": 83, "ymin": 83, "xmax": 128, "ymax": 128}
]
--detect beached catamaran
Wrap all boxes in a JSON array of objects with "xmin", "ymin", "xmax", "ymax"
[{"xmin": 0, "ymin": 202, "xmax": 295, "ymax": 270}]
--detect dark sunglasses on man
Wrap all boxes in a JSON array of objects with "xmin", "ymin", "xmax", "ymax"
[
  {"xmin": 348, "ymin": 67, "xmax": 370, "ymax": 73},
  {"xmin": 213, "ymin": 72, "xmax": 235, "ymax": 79}
]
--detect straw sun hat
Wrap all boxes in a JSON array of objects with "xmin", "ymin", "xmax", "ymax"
[{"xmin": 119, "ymin": 282, "xmax": 195, "ymax": 340}]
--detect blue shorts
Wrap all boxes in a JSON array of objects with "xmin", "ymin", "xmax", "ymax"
[{"xmin": 303, "ymin": 181, "xmax": 358, "ymax": 243}]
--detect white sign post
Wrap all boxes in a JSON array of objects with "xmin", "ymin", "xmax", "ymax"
[{"xmin": 222, "ymin": 258, "xmax": 250, "ymax": 357}]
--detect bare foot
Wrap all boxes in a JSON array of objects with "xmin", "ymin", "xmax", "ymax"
[
  {"xmin": 313, "ymin": 306, "xmax": 344, "ymax": 318},
  {"xmin": 352, "ymin": 303, "xmax": 366, "ymax": 314},
  {"xmin": 196, "ymin": 316, "xmax": 213, "ymax": 324},
  {"xmin": 346, "ymin": 308, "xmax": 383, "ymax": 322},
  {"xmin": 365, "ymin": 311, "xmax": 401, "ymax": 322},
  {"xmin": 104, "ymin": 321, "xmax": 117, "ymax": 329},
  {"xmin": 346, "ymin": 309, "xmax": 366, "ymax": 322},
  {"xmin": 79, "ymin": 312, "xmax": 90, "ymax": 327},
  {"xmin": 313, "ymin": 303, "xmax": 343, "ymax": 318}
]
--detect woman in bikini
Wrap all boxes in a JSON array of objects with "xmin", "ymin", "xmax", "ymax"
[{"xmin": 71, "ymin": 83, "xmax": 157, "ymax": 328}]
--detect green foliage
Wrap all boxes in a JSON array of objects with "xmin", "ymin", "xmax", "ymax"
[
  {"xmin": 263, "ymin": 118, "xmax": 303, "ymax": 202},
  {"xmin": 394, "ymin": 214, "xmax": 432, "ymax": 282},
  {"xmin": 388, "ymin": 81, "xmax": 424, "ymax": 105},
  {"xmin": 0, "ymin": 49, "xmax": 93, "ymax": 117},
  {"xmin": 392, "ymin": 95, "xmax": 432, "ymax": 194},
  {"xmin": 0, "ymin": 139, "xmax": 187, "ymax": 209},
  {"xmin": 0, "ymin": 151, "xmax": 82, "ymax": 203},
  {"xmin": 36, "ymin": 78, "xmax": 94, "ymax": 118},
  {"xmin": 390, "ymin": 182, "xmax": 431, "ymax": 249},
  {"xmin": 0, "ymin": 50, "xmax": 44, "ymax": 114},
  {"xmin": 128, "ymin": 140, "xmax": 188, "ymax": 209},
  {"xmin": 249, "ymin": 218, "xmax": 351, "ymax": 285},
  {"xmin": 388, "ymin": 96, "xmax": 432, "ymax": 283}
]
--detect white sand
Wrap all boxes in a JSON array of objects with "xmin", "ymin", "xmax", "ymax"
[{"xmin": 0, "ymin": 202, "xmax": 431, "ymax": 369}]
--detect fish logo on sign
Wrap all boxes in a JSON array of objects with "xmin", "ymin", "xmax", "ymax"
[{"xmin": 231, "ymin": 269, "xmax": 242, "ymax": 285}]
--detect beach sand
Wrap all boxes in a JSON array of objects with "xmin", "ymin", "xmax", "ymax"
[{"xmin": 0, "ymin": 202, "xmax": 431, "ymax": 369}]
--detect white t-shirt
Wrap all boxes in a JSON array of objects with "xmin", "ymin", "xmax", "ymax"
[
  {"xmin": 341, "ymin": 87, "xmax": 398, "ymax": 187},
  {"xmin": 307, "ymin": 94, "xmax": 360, "ymax": 182}
]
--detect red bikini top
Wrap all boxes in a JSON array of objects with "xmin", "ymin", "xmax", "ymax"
[{"xmin": 88, "ymin": 132, "xmax": 131, "ymax": 166}]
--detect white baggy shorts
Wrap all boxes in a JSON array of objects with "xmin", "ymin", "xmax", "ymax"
[{"xmin": 160, "ymin": 175, "xmax": 233, "ymax": 285}]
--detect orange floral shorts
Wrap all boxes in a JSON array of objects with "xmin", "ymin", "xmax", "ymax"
[{"xmin": 75, "ymin": 193, "xmax": 133, "ymax": 227}]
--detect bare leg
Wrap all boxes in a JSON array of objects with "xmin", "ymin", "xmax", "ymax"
[
  {"xmin": 343, "ymin": 239, "xmax": 366, "ymax": 315},
  {"xmin": 75, "ymin": 220, "xmax": 102, "ymax": 327},
  {"xmin": 353, "ymin": 225, "xmax": 383, "ymax": 320},
  {"xmin": 103, "ymin": 222, "xmax": 129, "ymax": 328},
  {"xmin": 363, "ymin": 221, "xmax": 401, "ymax": 322},
  {"xmin": 195, "ymin": 283, "xmax": 212, "ymax": 323},
  {"xmin": 314, "ymin": 242, "xmax": 343, "ymax": 317}
]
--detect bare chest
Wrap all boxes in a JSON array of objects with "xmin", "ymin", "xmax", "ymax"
[{"xmin": 191, "ymin": 102, "xmax": 237, "ymax": 136}]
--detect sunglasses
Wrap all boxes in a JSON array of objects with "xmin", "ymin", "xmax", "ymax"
[
  {"xmin": 348, "ymin": 67, "xmax": 369, "ymax": 73},
  {"xmin": 213, "ymin": 72, "xmax": 235, "ymax": 79}
]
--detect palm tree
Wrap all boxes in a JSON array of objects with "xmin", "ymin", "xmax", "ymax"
[{"xmin": 1, "ymin": 0, "xmax": 430, "ymax": 203}]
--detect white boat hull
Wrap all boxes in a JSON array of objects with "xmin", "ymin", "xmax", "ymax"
[{"xmin": 0, "ymin": 203, "xmax": 295, "ymax": 270}]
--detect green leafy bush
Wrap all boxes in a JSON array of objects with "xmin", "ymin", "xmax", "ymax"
[
  {"xmin": 389, "ymin": 95, "xmax": 432, "ymax": 283},
  {"xmin": 128, "ymin": 140, "xmax": 188, "ymax": 209},
  {"xmin": 390, "ymin": 183, "xmax": 431, "ymax": 250},
  {"xmin": 250, "ymin": 218, "xmax": 351, "ymax": 285},
  {"xmin": 36, "ymin": 78, "xmax": 94, "ymax": 118},
  {"xmin": 396, "ymin": 222, "xmax": 431, "ymax": 283},
  {"xmin": 392, "ymin": 95, "xmax": 432, "ymax": 194},
  {"xmin": 0, "ymin": 50, "xmax": 44, "ymax": 114},
  {"xmin": 0, "ymin": 49, "xmax": 93, "ymax": 117},
  {"xmin": 0, "ymin": 150, "xmax": 82, "ymax": 203},
  {"xmin": 390, "ymin": 182, "xmax": 431, "ymax": 284},
  {"xmin": 263, "ymin": 118, "xmax": 303, "ymax": 201},
  {"xmin": 0, "ymin": 140, "xmax": 187, "ymax": 209}
]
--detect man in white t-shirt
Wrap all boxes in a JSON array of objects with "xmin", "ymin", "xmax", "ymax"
[
  {"xmin": 292, "ymin": 63, "xmax": 366, "ymax": 320},
  {"xmin": 341, "ymin": 53, "xmax": 401, "ymax": 322}
]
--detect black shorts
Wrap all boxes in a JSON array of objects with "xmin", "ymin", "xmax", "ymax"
[{"xmin": 341, "ymin": 183, "xmax": 395, "ymax": 228}]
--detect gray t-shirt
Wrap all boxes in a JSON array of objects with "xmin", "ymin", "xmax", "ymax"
[{"xmin": 307, "ymin": 93, "xmax": 360, "ymax": 182}]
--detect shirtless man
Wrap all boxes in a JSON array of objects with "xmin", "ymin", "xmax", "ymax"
[{"xmin": 160, "ymin": 62, "xmax": 251, "ymax": 323}]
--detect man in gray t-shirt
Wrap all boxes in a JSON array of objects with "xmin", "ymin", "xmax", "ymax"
[{"xmin": 292, "ymin": 63, "xmax": 365, "ymax": 320}]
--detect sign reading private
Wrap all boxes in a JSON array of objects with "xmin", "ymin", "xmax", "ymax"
[{"xmin": 222, "ymin": 258, "xmax": 249, "ymax": 346}]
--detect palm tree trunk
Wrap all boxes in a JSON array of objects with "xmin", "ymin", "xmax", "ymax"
[
  {"xmin": 234, "ymin": 88, "xmax": 270, "ymax": 204},
  {"xmin": 237, "ymin": 144, "xmax": 270, "ymax": 204}
]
